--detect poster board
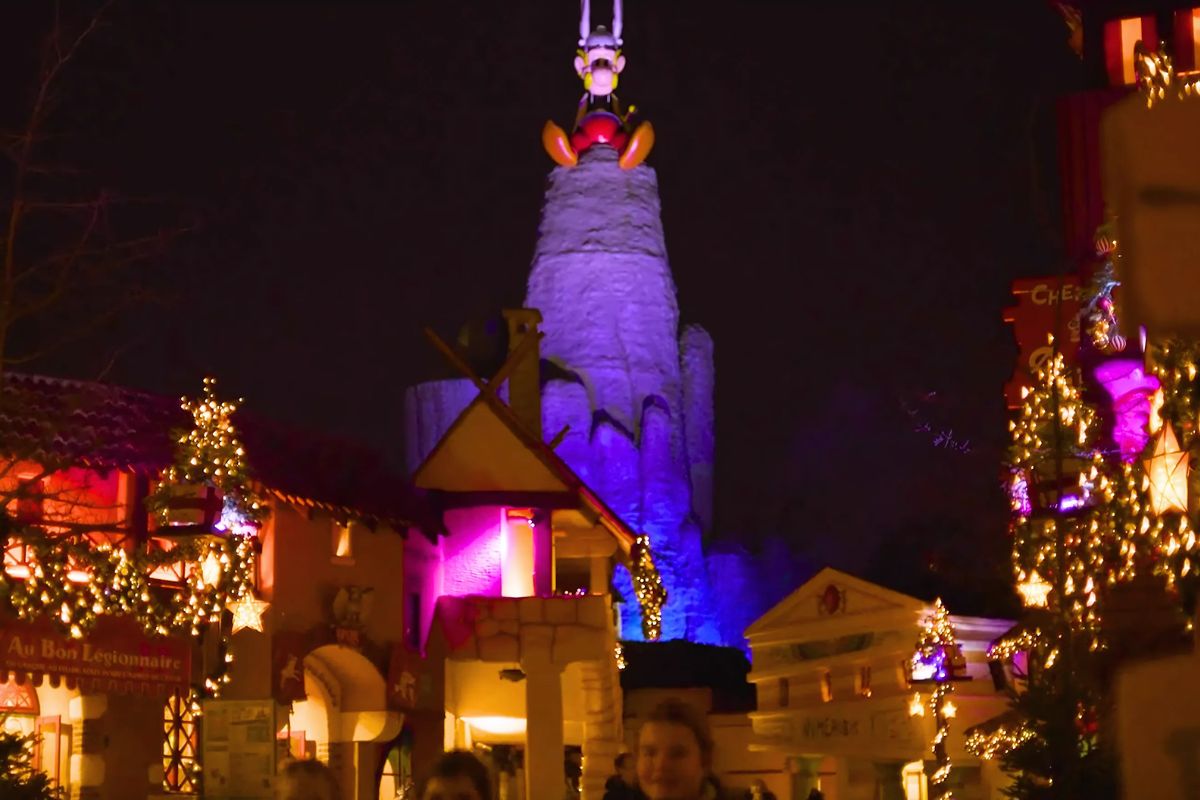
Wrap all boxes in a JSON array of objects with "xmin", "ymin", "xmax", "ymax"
[{"xmin": 201, "ymin": 699, "xmax": 277, "ymax": 799}]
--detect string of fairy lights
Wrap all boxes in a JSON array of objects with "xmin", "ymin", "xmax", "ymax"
[
  {"xmin": 909, "ymin": 599, "xmax": 960, "ymax": 799},
  {"xmin": 2, "ymin": 379, "xmax": 269, "ymax": 712},
  {"xmin": 630, "ymin": 534, "xmax": 666, "ymax": 640},
  {"xmin": 976, "ymin": 191, "xmax": 1200, "ymax": 761}
]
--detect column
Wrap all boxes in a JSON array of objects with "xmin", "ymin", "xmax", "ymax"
[
  {"xmin": 873, "ymin": 761, "xmax": 906, "ymax": 800},
  {"xmin": 523, "ymin": 663, "xmax": 565, "ymax": 800},
  {"xmin": 68, "ymin": 694, "xmax": 107, "ymax": 800}
]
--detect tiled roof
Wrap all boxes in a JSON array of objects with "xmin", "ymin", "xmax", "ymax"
[{"xmin": 0, "ymin": 373, "xmax": 434, "ymax": 532}]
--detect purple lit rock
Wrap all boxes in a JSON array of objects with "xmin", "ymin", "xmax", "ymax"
[
  {"xmin": 403, "ymin": 378, "xmax": 478, "ymax": 473},
  {"xmin": 526, "ymin": 146, "xmax": 680, "ymax": 432},
  {"xmin": 681, "ymin": 325, "xmax": 715, "ymax": 534},
  {"xmin": 543, "ymin": 376, "xmax": 594, "ymax": 486},
  {"xmin": 526, "ymin": 146, "xmax": 718, "ymax": 642}
]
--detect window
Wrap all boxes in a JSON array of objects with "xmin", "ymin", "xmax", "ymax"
[
  {"xmin": 162, "ymin": 690, "xmax": 199, "ymax": 793},
  {"xmin": 407, "ymin": 592, "xmax": 422, "ymax": 650},
  {"xmin": 777, "ymin": 678, "xmax": 789, "ymax": 708},
  {"xmin": 1104, "ymin": 15, "xmax": 1157, "ymax": 85},
  {"xmin": 333, "ymin": 521, "xmax": 353, "ymax": 562},
  {"xmin": 820, "ymin": 671, "xmax": 833, "ymax": 703},
  {"xmin": 378, "ymin": 727, "xmax": 415, "ymax": 800},
  {"xmin": 14, "ymin": 476, "xmax": 44, "ymax": 525},
  {"xmin": 858, "ymin": 666, "xmax": 872, "ymax": 698},
  {"xmin": 3, "ymin": 538, "xmax": 33, "ymax": 579}
]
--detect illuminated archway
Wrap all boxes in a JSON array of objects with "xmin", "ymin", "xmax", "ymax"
[{"xmin": 287, "ymin": 644, "xmax": 402, "ymax": 763}]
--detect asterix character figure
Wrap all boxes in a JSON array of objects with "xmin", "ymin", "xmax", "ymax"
[{"xmin": 542, "ymin": 0, "xmax": 655, "ymax": 170}]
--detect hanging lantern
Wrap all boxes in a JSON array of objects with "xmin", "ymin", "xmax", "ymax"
[{"xmin": 1145, "ymin": 422, "xmax": 1189, "ymax": 515}]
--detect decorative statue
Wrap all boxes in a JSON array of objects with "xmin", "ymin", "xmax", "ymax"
[{"xmin": 542, "ymin": 0, "xmax": 655, "ymax": 170}]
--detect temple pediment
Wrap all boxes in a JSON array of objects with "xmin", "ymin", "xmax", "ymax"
[{"xmin": 745, "ymin": 568, "xmax": 926, "ymax": 642}]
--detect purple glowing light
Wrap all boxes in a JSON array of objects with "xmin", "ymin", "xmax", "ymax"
[
  {"xmin": 214, "ymin": 497, "xmax": 257, "ymax": 537},
  {"xmin": 1058, "ymin": 494, "xmax": 1084, "ymax": 512},
  {"xmin": 1094, "ymin": 357, "xmax": 1160, "ymax": 462},
  {"xmin": 911, "ymin": 648, "xmax": 949, "ymax": 682},
  {"xmin": 1009, "ymin": 472, "xmax": 1032, "ymax": 516}
]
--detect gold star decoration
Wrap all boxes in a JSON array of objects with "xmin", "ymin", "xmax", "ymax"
[
  {"xmin": 1145, "ymin": 422, "xmax": 1189, "ymax": 516},
  {"xmin": 227, "ymin": 593, "xmax": 269, "ymax": 633},
  {"xmin": 1017, "ymin": 570, "xmax": 1052, "ymax": 609}
]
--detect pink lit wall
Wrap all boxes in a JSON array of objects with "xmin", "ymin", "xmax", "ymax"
[{"xmin": 441, "ymin": 506, "xmax": 504, "ymax": 597}]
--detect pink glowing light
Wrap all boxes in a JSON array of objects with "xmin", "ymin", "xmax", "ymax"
[
  {"xmin": 1009, "ymin": 471, "xmax": 1032, "ymax": 516},
  {"xmin": 1094, "ymin": 358, "xmax": 1160, "ymax": 461}
]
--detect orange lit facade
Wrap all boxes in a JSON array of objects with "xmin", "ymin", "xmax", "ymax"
[
  {"xmin": 0, "ymin": 330, "xmax": 649, "ymax": 800},
  {"xmin": 0, "ymin": 374, "xmax": 433, "ymax": 799}
]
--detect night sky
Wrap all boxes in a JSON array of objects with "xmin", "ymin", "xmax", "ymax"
[{"xmin": 2, "ymin": 1, "xmax": 1088, "ymax": 607}]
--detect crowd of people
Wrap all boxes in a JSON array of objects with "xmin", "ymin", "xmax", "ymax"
[{"xmin": 276, "ymin": 698, "xmax": 810, "ymax": 800}]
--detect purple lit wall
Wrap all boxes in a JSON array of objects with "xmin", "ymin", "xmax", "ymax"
[{"xmin": 440, "ymin": 506, "xmax": 504, "ymax": 597}]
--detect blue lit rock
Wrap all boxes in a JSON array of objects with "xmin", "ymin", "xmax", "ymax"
[{"xmin": 525, "ymin": 146, "xmax": 718, "ymax": 642}]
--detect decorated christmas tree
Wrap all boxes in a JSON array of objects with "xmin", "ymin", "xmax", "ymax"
[{"xmin": 980, "ymin": 220, "xmax": 1199, "ymax": 795}]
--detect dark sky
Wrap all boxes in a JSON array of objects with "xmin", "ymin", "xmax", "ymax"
[{"xmin": 2, "ymin": 1, "xmax": 1086, "ymax": 597}]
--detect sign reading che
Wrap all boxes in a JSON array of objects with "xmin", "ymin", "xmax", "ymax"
[{"xmin": 1003, "ymin": 276, "xmax": 1083, "ymax": 408}]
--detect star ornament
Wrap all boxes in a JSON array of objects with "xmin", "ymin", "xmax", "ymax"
[
  {"xmin": 1145, "ymin": 422, "xmax": 1189, "ymax": 516},
  {"xmin": 228, "ymin": 593, "xmax": 269, "ymax": 633},
  {"xmin": 1017, "ymin": 570, "xmax": 1052, "ymax": 609}
]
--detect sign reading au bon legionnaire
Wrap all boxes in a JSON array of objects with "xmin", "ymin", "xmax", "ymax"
[{"xmin": 0, "ymin": 616, "xmax": 189, "ymax": 694}]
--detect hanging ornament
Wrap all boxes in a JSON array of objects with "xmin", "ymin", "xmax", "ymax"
[
  {"xmin": 1145, "ymin": 422, "xmax": 1189, "ymax": 516},
  {"xmin": 228, "ymin": 593, "xmax": 269, "ymax": 633}
]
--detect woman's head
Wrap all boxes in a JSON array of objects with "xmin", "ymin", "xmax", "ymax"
[
  {"xmin": 276, "ymin": 759, "xmax": 341, "ymax": 800},
  {"xmin": 636, "ymin": 698, "xmax": 713, "ymax": 800},
  {"xmin": 421, "ymin": 750, "xmax": 491, "ymax": 800}
]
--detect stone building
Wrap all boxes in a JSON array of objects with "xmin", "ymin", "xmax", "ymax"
[{"xmin": 745, "ymin": 568, "xmax": 1013, "ymax": 800}]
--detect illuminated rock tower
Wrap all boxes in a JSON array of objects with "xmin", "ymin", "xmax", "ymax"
[
  {"xmin": 531, "ymin": 0, "xmax": 718, "ymax": 642},
  {"xmin": 525, "ymin": 145, "xmax": 718, "ymax": 643}
]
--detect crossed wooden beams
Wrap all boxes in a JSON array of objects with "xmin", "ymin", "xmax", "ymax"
[{"xmin": 422, "ymin": 326, "xmax": 571, "ymax": 449}]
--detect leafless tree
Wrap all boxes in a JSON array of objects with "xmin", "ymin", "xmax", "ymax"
[
  {"xmin": 1, "ymin": 0, "xmax": 188, "ymax": 381},
  {"xmin": 0, "ymin": 2, "xmax": 188, "ymax": 513}
]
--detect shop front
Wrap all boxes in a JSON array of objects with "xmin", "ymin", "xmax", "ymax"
[{"xmin": 0, "ymin": 614, "xmax": 194, "ymax": 798}]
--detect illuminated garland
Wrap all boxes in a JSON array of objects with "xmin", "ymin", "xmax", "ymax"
[
  {"xmin": 1009, "ymin": 350, "xmax": 1109, "ymax": 636},
  {"xmin": 4, "ymin": 533, "xmax": 255, "ymax": 640},
  {"xmin": 910, "ymin": 599, "xmax": 959, "ymax": 800},
  {"xmin": 965, "ymin": 725, "xmax": 1036, "ymax": 761},
  {"xmin": 1135, "ymin": 41, "xmax": 1200, "ymax": 108},
  {"xmin": 988, "ymin": 628, "xmax": 1044, "ymax": 662},
  {"xmin": 614, "ymin": 641, "xmax": 627, "ymax": 671},
  {"xmin": 629, "ymin": 534, "xmax": 666, "ymax": 640}
]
